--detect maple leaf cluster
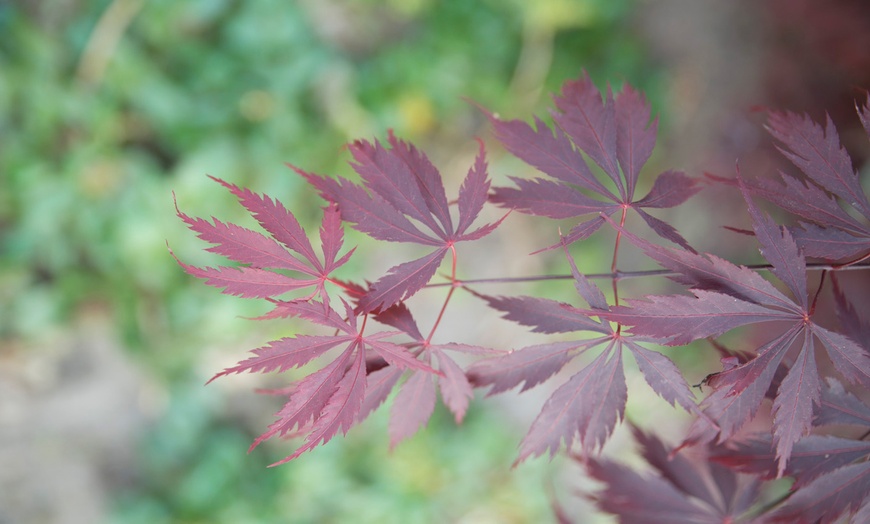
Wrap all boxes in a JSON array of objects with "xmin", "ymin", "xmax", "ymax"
[{"xmin": 174, "ymin": 72, "xmax": 870, "ymax": 522}]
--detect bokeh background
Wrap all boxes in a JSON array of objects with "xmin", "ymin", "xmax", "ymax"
[{"xmin": 2, "ymin": 1, "xmax": 869, "ymax": 523}]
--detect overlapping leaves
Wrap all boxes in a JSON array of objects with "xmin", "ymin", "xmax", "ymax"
[
  {"xmin": 587, "ymin": 426, "xmax": 764, "ymax": 524},
  {"xmin": 468, "ymin": 251, "xmax": 700, "ymax": 462},
  {"xmin": 173, "ymin": 176, "xmax": 354, "ymax": 306},
  {"xmin": 294, "ymin": 132, "xmax": 503, "ymax": 313},
  {"xmin": 600, "ymin": 180, "xmax": 870, "ymax": 475},
  {"xmin": 746, "ymin": 95, "xmax": 870, "ymax": 261},
  {"xmin": 174, "ymin": 71, "xmax": 870, "ymax": 524},
  {"xmin": 711, "ymin": 377, "xmax": 870, "ymax": 523}
]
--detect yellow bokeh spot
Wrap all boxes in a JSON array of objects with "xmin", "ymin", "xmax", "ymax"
[
  {"xmin": 398, "ymin": 92, "xmax": 436, "ymax": 136},
  {"xmin": 239, "ymin": 90, "xmax": 276, "ymax": 122}
]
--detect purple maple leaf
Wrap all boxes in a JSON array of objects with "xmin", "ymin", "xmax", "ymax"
[
  {"xmin": 486, "ymin": 71, "xmax": 700, "ymax": 251},
  {"xmin": 468, "ymin": 253, "xmax": 700, "ymax": 462},
  {"xmin": 586, "ymin": 426, "xmax": 763, "ymax": 523},
  {"xmin": 206, "ymin": 300, "xmax": 436, "ymax": 464},
  {"xmin": 293, "ymin": 133, "xmax": 505, "ymax": 313},
  {"xmin": 746, "ymin": 97, "xmax": 870, "ymax": 262},
  {"xmin": 172, "ymin": 177, "xmax": 354, "ymax": 306},
  {"xmin": 599, "ymin": 179, "xmax": 870, "ymax": 475}
]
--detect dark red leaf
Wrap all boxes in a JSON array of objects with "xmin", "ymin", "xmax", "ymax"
[
  {"xmin": 173, "ymin": 256, "xmax": 316, "ymax": 298},
  {"xmin": 635, "ymin": 208, "xmax": 695, "ymax": 252},
  {"xmin": 482, "ymin": 294, "xmax": 610, "ymax": 335},
  {"xmin": 625, "ymin": 341, "xmax": 699, "ymax": 415},
  {"xmin": 605, "ymin": 291, "xmax": 794, "ymax": 346},
  {"xmin": 588, "ymin": 429, "xmax": 764, "ymax": 523},
  {"xmin": 490, "ymin": 177, "xmax": 617, "ymax": 219},
  {"xmin": 615, "ymin": 85, "xmax": 657, "ymax": 196},
  {"xmin": 455, "ymin": 140, "xmax": 491, "ymax": 237},
  {"xmin": 372, "ymin": 302, "xmax": 425, "ymax": 340},
  {"xmin": 601, "ymin": 215, "xmax": 795, "ymax": 307},
  {"xmin": 485, "ymin": 111, "xmax": 612, "ymax": 199},
  {"xmin": 295, "ymin": 165, "xmax": 441, "ymax": 246},
  {"xmin": 364, "ymin": 333, "xmax": 434, "ymax": 373},
  {"xmin": 791, "ymin": 222, "xmax": 870, "ymax": 259},
  {"xmin": 252, "ymin": 348, "xmax": 354, "ymax": 451},
  {"xmin": 739, "ymin": 177, "xmax": 808, "ymax": 306},
  {"xmin": 631, "ymin": 426, "xmax": 722, "ymax": 511},
  {"xmin": 766, "ymin": 111, "xmax": 870, "ymax": 217},
  {"xmin": 771, "ymin": 331, "xmax": 821, "ymax": 475},
  {"xmin": 359, "ymin": 365, "xmax": 405, "ymax": 422},
  {"xmin": 208, "ymin": 176, "xmax": 321, "ymax": 268},
  {"xmin": 815, "ymin": 377, "xmax": 870, "ymax": 427},
  {"xmin": 348, "ymin": 138, "xmax": 449, "ymax": 239},
  {"xmin": 712, "ymin": 435, "xmax": 870, "ymax": 487},
  {"xmin": 633, "ymin": 170, "xmax": 699, "ymax": 209},
  {"xmin": 488, "ymin": 72, "xmax": 697, "ymax": 250},
  {"xmin": 768, "ymin": 462, "xmax": 870, "ymax": 523},
  {"xmin": 175, "ymin": 208, "xmax": 313, "ymax": 274},
  {"xmin": 585, "ymin": 459, "xmax": 719, "ymax": 524},
  {"xmin": 813, "ymin": 325, "xmax": 870, "ymax": 390},
  {"xmin": 384, "ymin": 130, "xmax": 453, "ymax": 234},
  {"xmin": 552, "ymin": 74, "xmax": 622, "ymax": 196},
  {"xmin": 563, "ymin": 244, "xmax": 609, "ymax": 311}
]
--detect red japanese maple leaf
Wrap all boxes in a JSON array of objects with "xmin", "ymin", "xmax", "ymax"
[
  {"xmin": 586, "ymin": 426, "xmax": 764, "ymax": 524},
  {"xmin": 172, "ymin": 176, "xmax": 354, "ymax": 307},
  {"xmin": 467, "ymin": 249, "xmax": 700, "ymax": 462},
  {"xmin": 599, "ymin": 178, "xmax": 870, "ymax": 475},
  {"xmin": 359, "ymin": 302, "xmax": 498, "ymax": 447},
  {"xmin": 292, "ymin": 132, "xmax": 504, "ymax": 313},
  {"xmin": 745, "ymin": 95, "xmax": 870, "ymax": 262},
  {"xmin": 486, "ymin": 71, "xmax": 700, "ymax": 251},
  {"xmin": 209, "ymin": 300, "xmax": 436, "ymax": 465},
  {"xmin": 711, "ymin": 379, "xmax": 870, "ymax": 523},
  {"xmin": 713, "ymin": 436, "xmax": 870, "ymax": 522}
]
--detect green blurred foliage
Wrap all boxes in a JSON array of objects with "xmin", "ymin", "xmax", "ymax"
[{"xmin": 0, "ymin": 0, "xmax": 660, "ymax": 522}]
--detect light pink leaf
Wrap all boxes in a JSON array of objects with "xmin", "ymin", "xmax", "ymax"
[
  {"xmin": 359, "ymin": 365, "xmax": 405, "ymax": 422},
  {"xmin": 208, "ymin": 176, "xmax": 320, "ymax": 267},
  {"xmin": 174, "ymin": 258, "xmax": 316, "ymax": 298},
  {"xmin": 434, "ymin": 349, "xmax": 474, "ymax": 423},
  {"xmin": 208, "ymin": 335, "xmax": 353, "ymax": 383},
  {"xmin": 389, "ymin": 369, "xmax": 437, "ymax": 447},
  {"xmin": 275, "ymin": 348, "xmax": 367, "ymax": 464}
]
